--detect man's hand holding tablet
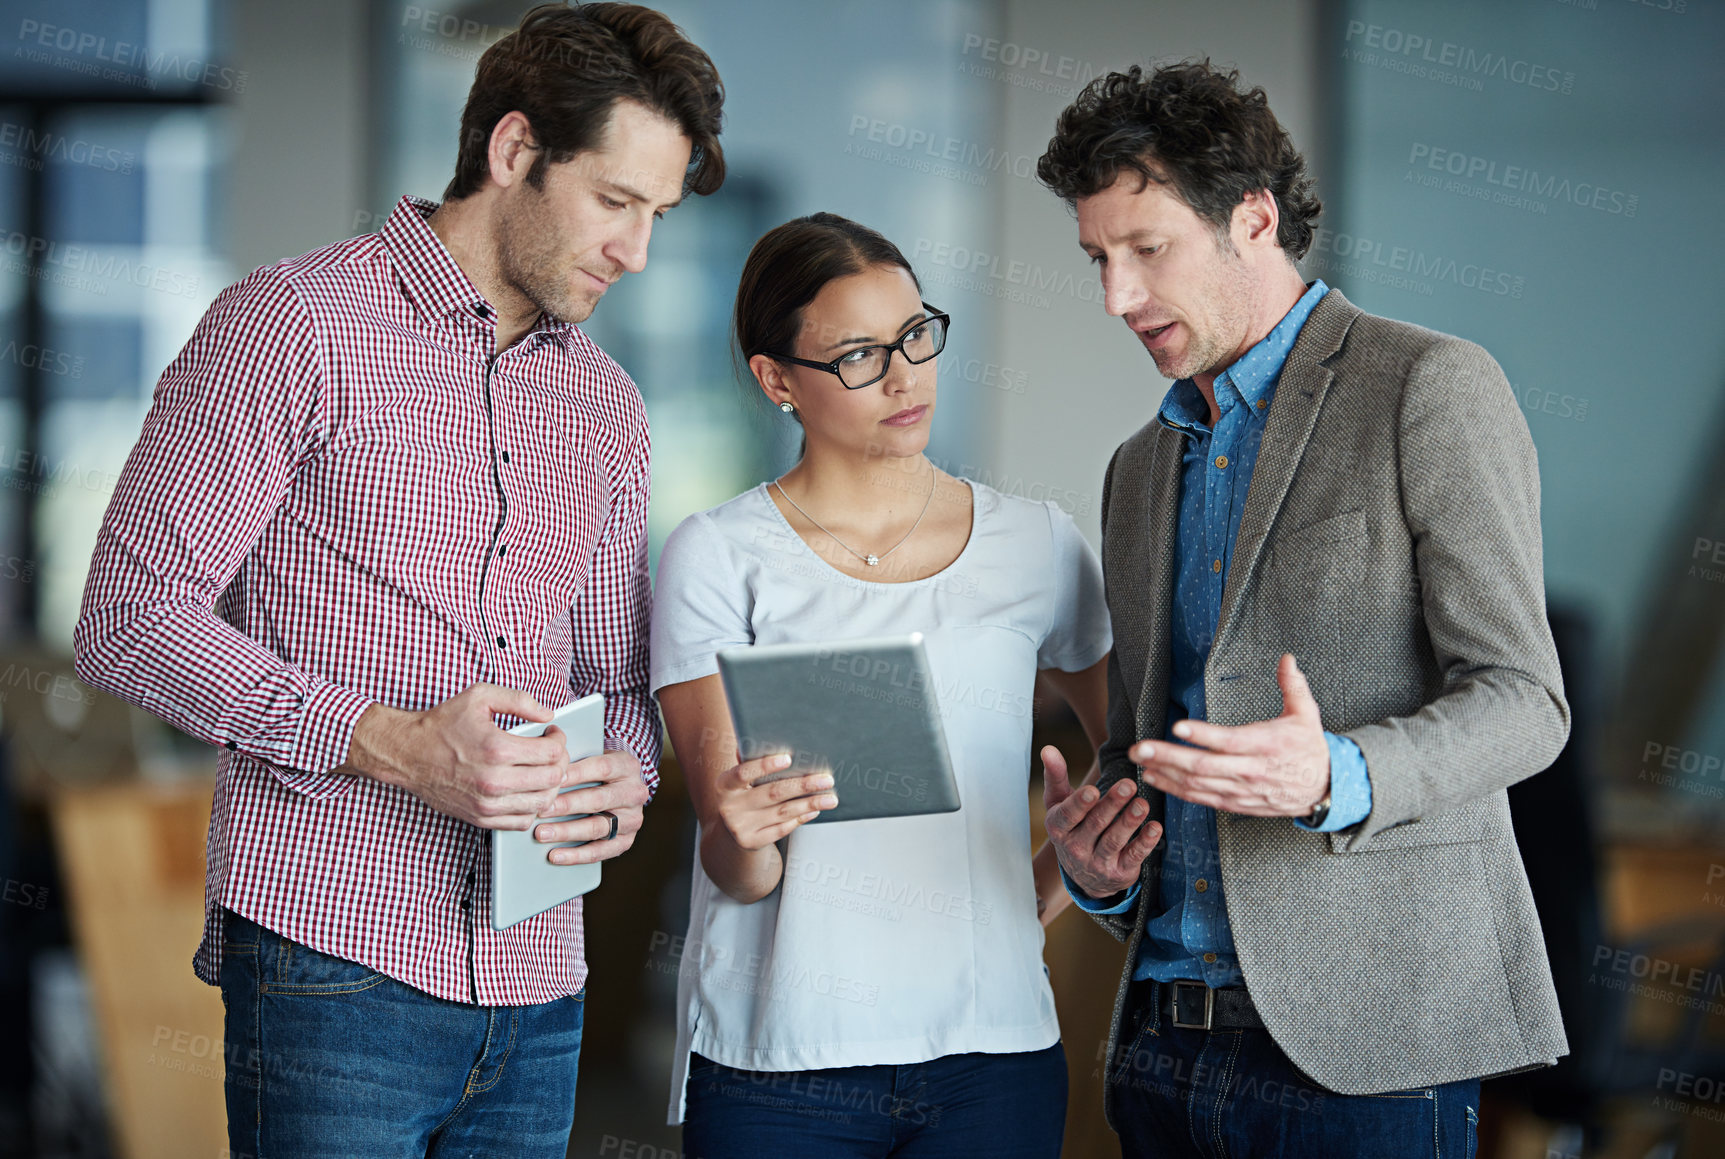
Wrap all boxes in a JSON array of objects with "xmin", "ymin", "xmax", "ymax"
[{"xmin": 531, "ymin": 748, "xmax": 650, "ymax": 865}]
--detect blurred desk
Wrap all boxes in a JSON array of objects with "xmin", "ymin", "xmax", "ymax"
[
  {"xmin": 1602, "ymin": 842, "xmax": 1725, "ymax": 937},
  {"xmin": 47, "ymin": 779, "xmax": 224, "ymax": 1159}
]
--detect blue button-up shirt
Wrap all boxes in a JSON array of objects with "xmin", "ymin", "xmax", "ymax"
[{"xmin": 1069, "ymin": 280, "xmax": 1371, "ymax": 984}]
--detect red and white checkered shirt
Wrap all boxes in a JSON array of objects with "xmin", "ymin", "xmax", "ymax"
[{"xmin": 74, "ymin": 196, "xmax": 661, "ymax": 1006}]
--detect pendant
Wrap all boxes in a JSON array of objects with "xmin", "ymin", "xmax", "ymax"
[{"xmin": 865, "ymin": 555, "xmax": 879, "ymax": 566}]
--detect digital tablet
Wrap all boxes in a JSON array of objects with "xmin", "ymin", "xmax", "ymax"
[
  {"xmin": 490, "ymin": 693, "xmax": 605, "ymax": 930},
  {"xmin": 715, "ymin": 633, "xmax": 960, "ymax": 823}
]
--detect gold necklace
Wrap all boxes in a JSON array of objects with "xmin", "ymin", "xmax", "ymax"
[{"xmin": 773, "ymin": 460, "xmax": 937, "ymax": 568}]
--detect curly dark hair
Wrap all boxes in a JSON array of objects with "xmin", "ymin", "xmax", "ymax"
[
  {"xmin": 444, "ymin": 2, "xmax": 724, "ymax": 202},
  {"xmin": 1036, "ymin": 60, "xmax": 1321, "ymax": 259}
]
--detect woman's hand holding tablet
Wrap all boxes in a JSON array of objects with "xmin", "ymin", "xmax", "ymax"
[
  {"xmin": 710, "ymin": 752, "xmax": 841, "ymax": 850},
  {"xmin": 715, "ymin": 633, "xmax": 962, "ymax": 825}
]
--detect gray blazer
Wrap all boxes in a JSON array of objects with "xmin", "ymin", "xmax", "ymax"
[{"xmin": 1089, "ymin": 288, "xmax": 1570, "ymax": 1124}]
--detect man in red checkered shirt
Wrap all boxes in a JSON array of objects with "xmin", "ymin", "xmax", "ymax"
[{"xmin": 72, "ymin": 5, "xmax": 724, "ymax": 1154}]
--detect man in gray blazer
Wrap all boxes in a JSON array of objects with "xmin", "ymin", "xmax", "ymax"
[{"xmin": 1035, "ymin": 61, "xmax": 1569, "ymax": 1156}]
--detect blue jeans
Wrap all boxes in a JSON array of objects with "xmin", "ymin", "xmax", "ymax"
[
  {"xmin": 1107, "ymin": 981, "xmax": 1479, "ymax": 1158},
  {"xmin": 218, "ymin": 910, "xmax": 583, "ymax": 1158},
  {"xmin": 682, "ymin": 1042, "xmax": 1067, "ymax": 1158}
]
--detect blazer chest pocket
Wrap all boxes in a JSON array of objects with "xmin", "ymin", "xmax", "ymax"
[{"xmin": 1267, "ymin": 508, "xmax": 1368, "ymax": 559}]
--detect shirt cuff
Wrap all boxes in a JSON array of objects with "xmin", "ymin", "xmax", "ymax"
[
  {"xmin": 1062, "ymin": 865, "xmax": 1139, "ymax": 914},
  {"xmin": 1296, "ymin": 732, "xmax": 1373, "ymax": 832},
  {"xmin": 270, "ymin": 680, "xmax": 376, "ymax": 798}
]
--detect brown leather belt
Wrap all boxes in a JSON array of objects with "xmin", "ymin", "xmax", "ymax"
[{"xmin": 1157, "ymin": 980, "xmax": 1265, "ymax": 1030}]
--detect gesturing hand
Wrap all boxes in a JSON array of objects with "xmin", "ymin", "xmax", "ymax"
[
  {"xmin": 1042, "ymin": 745, "xmax": 1163, "ymax": 902},
  {"xmin": 1133, "ymin": 654, "xmax": 1331, "ymax": 817}
]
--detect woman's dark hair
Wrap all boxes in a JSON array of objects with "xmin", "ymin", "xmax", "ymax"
[
  {"xmin": 444, "ymin": 2, "xmax": 725, "ymax": 202},
  {"xmin": 733, "ymin": 213, "xmax": 922, "ymax": 403},
  {"xmin": 1036, "ymin": 60, "xmax": 1321, "ymax": 259}
]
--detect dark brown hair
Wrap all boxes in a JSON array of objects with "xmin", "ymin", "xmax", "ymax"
[
  {"xmin": 1037, "ymin": 60, "xmax": 1321, "ymax": 259},
  {"xmin": 444, "ymin": 2, "xmax": 725, "ymax": 202},
  {"xmin": 734, "ymin": 212, "xmax": 921, "ymax": 369}
]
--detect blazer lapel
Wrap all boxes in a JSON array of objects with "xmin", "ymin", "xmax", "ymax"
[
  {"xmin": 1134, "ymin": 422, "xmax": 1186, "ymax": 736},
  {"xmin": 1214, "ymin": 290, "xmax": 1361, "ymax": 648}
]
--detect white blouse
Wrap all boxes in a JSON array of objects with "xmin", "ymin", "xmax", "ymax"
[{"xmin": 649, "ymin": 480, "xmax": 1111, "ymax": 1123}]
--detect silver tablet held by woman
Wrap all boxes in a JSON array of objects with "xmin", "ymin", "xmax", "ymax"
[{"xmin": 715, "ymin": 633, "xmax": 961, "ymax": 823}]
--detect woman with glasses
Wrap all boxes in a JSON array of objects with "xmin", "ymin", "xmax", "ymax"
[{"xmin": 650, "ymin": 213, "xmax": 1112, "ymax": 1157}]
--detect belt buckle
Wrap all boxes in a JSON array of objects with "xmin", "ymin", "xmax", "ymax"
[{"xmin": 1171, "ymin": 981, "xmax": 1214, "ymax": 1030}]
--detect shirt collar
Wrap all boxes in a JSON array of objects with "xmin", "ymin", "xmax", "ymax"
[
  {"xmin": 380, "ymin": 196, "xmax": 577, "ymax": 347},
  {"xmin": 1158, "ymin": 279, "xmax": 1329, "ymax": 434}
]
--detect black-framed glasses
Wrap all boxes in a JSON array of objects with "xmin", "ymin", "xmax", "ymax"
[{"xmin": 768, "ymin": 304, "xmax": 949, "ymax": 390}]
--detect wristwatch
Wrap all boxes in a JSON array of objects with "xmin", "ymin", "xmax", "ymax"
[{"xmin": 1302, "ymin": 791, "xmax": 1332, "ymax": 828}]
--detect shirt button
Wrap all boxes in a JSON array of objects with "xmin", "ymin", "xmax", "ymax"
[
  {"xmin": 1256, "ymin": 398, "xmax": 1267, "ymax": 410},
  {"xmin": 501, "ymin": 450, "xmax": 510, "ymax": 464},
  {"xmin": 498, "ymin": 544, "xmax": 508, "ymax": 557},
  {"xmin": 1194, "ymin": 878, "xmax": 1209, "ymax": 893},
  {"xmin": 1203, "ymin": 952, "xmax": 1218, "ymax": 964},
  {"xmin": 1212, "ymin": 559, "xmax": 1222, "ymax": 573},
  {"xmin": 1214, "ymin": 455, "xmax": 1228, "ymax": 469},
  {"xmin": 474, "ymin": 303, "xmax": 491, "ymax": 319},
  {"xmin": 496, "ymin": 635, "xmax": 507, "ymax": 648}
]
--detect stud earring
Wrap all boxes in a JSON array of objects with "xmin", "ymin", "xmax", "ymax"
[{"xmin": 779, "ymin": 401, "xmax": 795, "ymax": 413}]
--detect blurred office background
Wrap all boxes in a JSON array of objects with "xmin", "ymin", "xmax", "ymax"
[{"xmin": 0, "ymin": 0, "xmax": 1721, "ymax": 1155}]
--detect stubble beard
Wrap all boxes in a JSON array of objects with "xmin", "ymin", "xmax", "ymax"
[
  {"xmin": 495, "ymin": 189, "xmax": 600, "ymax": 326},
  {"xmin": 1151, "ymin": 233, "xmax": 1255, "ymax": 382}
]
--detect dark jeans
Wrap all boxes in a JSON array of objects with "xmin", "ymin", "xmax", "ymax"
[
  {"xmin": 218, "ymin": 910, "xmax": 584, "ymax": 1158},
  {"xmin": 1106, "ymin": 980, "xmax": 1479, "ymax": 1159},
  {"xmin": 683, "ymin": 1042, "xmax": 1068, "ymax": 1158}
]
